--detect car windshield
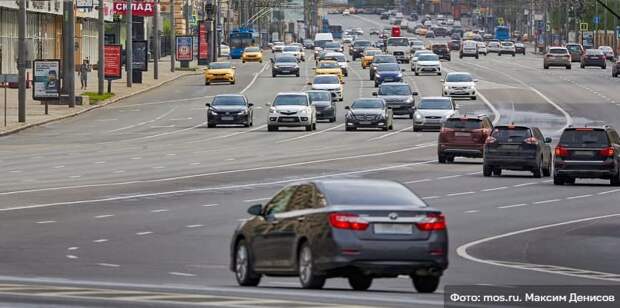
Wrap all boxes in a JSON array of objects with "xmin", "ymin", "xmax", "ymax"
[
  {"xmin": 600, "ymin": 46, "xmax": 613, "ymax": 51},
  {"xmin": 283, "ymin": 46, "xmax": 299, "ymax": 52},
  {"xmin": 501, "ymin": 42, "xmax": 513, "ymax": 46},
  {"xmin": 419, "ymin": 99, "xmax": 452, "ymax": 110},
  {"xmin": 374, "ymin": 56, "xmax": 397, "ymax": 63},
  {"xmin": 326, "ymin": 55, "xmax": 346, "ymax": 62},
  {"xmin": 418, "ymin": 54, "xmax": 439, "ymax": 61},
  {"xmin": 212, "ymin": 96, "xmax": 245, "ymax": 106},
  {"xmin": 245, "ymin": 47, "xmax": 260, "ymax": 52},
  {"xmin": 566, "ymin": 45, "xmax": 581, "ymax": 52},
  {"xmin": 446, "ymin": 74, "xmax": 473, "ymax": 82},
  {"xmin": 307, "ymin": 91, "xmax": 331, "ymax": 102},
  {"xmin": 319, "ymin": 62, "xmax": 339, "ymax": 69},
  {"xmin": 352, "ymin": 99, "xmax": 384, "ymax": 109},
  {"xmin": 549, "ymin": 48, "xmax": 568, "ymax": 54},
  {"xmin": 365, "ymin": 50, "xmax": 380, "ymax": 56},
  {"xmin": 444, "ymin": 118, "xmax": 483, "ymax": 129},
  {"xmin": 325, "ymin": 42, "xmax": 340, "ymax": 49},
  {"xmin": 323, "ymin": 181, "xmax": 425, "ymax": 207},
  {"xmin": 488, "ymin": 42, "xmax": 499, "ymax": 47},
  {"xmin": 276, "ymin": 57, "xmax": 297, "ymax": 63},
  {"xmin": 208, "ymin": 62, "xmax": 232, "ymax": 69},
  {"xmin": 273, "ymin": 95, "xmax": 307, "ymax": 106},
  {"xmin": 387, "ymin": 38, "xmax": 409, "ymax": 46},
  {"xmin": 354, "ymin": 41, "xmax": 370, "ymax": 47},
  {"xmin": 379, "ymin": 85, "xmax": 411, "ymax": 96},
  {"xmin": 491, "ymin": 127, "xmax": 532, "ymax": 142},
  {"xmin": 377, "ymin": 64, "xmax": 401, "ymax": 71},
  {"xmin": 559, "ymin": 130, "xmax": 609, "ymax": 147},
  {"xmin": 314, "ymin": 76, "xmax": 339, "ymax": 84}
]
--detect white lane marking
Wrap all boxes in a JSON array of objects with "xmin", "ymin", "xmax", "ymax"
[
  {"xmin": 150, "ymin": 125, "xmax": 176, "ymax": 129},
  {"xmin": 168, "ymin": 272, "xmax": 196, "ymax": 277},
  {"xmin": 67, "ymin": 247, "xmax": 79, "ymax": 251},
  {"xmin": 533, "ymin": 199, "xmax": 561, "ymax": 205},
  {"xmin": 0, "ymin": 160, "xmax": 438, "ymax": 211},
  {"xmin": 96, "ymin": 118, "xmax": 118, "ymax": 122},
  {"xmin": 98, "ymin": 263, "xmax": 120, "ymax": 268},
  {"xmin": 185, "ymin": 124, "xmax": 267, "ymax": 144},
  {"xmin": 166, "ymin": 153, "xmax": 177, "ymax": 156},
  {"xmin": 93, "ymin": 239, "xmax": 108, "ymax": 243},
  {"xmin": 243, "ymin": 197, "xmax": 271, "ymax": 203},
  {"xmin": 542, "ymin": 179, "xmax": 553, "ymax": 183},
  {"xmin": 481, "ymin": 186, "xmax": 508, "ymax": 192},
  {"xmin": 457, "ymin": 214, "xmax": 620, "ymax": 282},
  {"xmin": 36, "ymin": 220, "xmax": 56, "ymax": 224},
  {"xmin": 66, "ymin": 255, "xmax": 78, "ymax": 259},
  {"xmin": 437, "ymin": 175, "xmax": 462, "ymax": 180},
  {"xmin": 108, "ymin": 106, "xmax": 179, "ymax": 133},
  {"xmin": 94, "ymin": 214, "xmax": 114, "ymax": 219},
  {"xmin": 136, "ymin": 231, "xmax": 153, "ymax": 236},
  {"xmin": 186, "ymin": 224, "xmax": 204, "ymax": 228},
  {"xmin": 477, "ymin": 92, "xmax": 501, "ymax": 125},
  {"xmin": 54, "ymin": 165, "xmax": 65, "ymax": 169},
  {"xmin": 498, "ymin": 203, "xmax": 528, "ymax": 209},
  {"xmin": 0, "ymin": 145, "xmax": 433, "ymax": 197},
  {"xmin": 240, "ymin": 62, "xmax": 269, "ymax": 94},
  {"xmin": 69, "ymin": 175, "xmax": 81, "ymax": 179},
  {"xmin": 467, "ymin": 171, "xmax": 482, "ymax": 175},
  {"xmin": 465, "ymin": 210, "xmax": 479, "ymax": 214},
  {"xmin": 422, "ymin": 196, "xmax": 441, "ymax": 200},
  {"xmin": 404, "ymin": 178, "xmax": 431, "ymax": 184},
  {"xmin": 110, "ymin": 96, "xmax": 214, "ymax": 109},
  {"xmin": 276, "ymin": 124, "xmax": 346, "ymax": 144},
  {"xmin": 151, "ymin": 209, "xmax": 169, "ymax": 213},
  {"xmin": 200, "ymin": 204, "xmax": 219, "ymax": 207},
  {"xmin": 566, "ymin": 194, "xmax": 593, "ymax": 200},
  {"xmin": 113, "ymin": 170, "xmax": 125, "ymax": 174},
  {"xmin": 94, "ymin": 161, "xmax": 106, "ymax": 164},
  {"xmin": 128, "ymin": 121, "xmax": 207, "ymax": 142},
  {"xmin": 190, "ymin": 162, "xmax": 201, "ymax": 166},
  {"xmin": 131, "ymin": 157, "xmax": 142, "ymax": 160},
  {"xmin": 513, "ymin": 182, "xmax": 537, "ymax": 187},
  {"xmin": 367, "ymin": 126, "xmax": 414, "ymax": 141},
  {"xmin": 446, "ymin": 191, "xmax": 475, "ymax": 197},
  {"xmin": 152, "ymin": 166, "xmax": 165, "ymax": 169},
  {"xmin": 9, "ymin": 170, "xmax": 22, "ymax": 173},
  {"xmin": 598, "ymin": 189, "xmax": 620, "ymax": 195}
]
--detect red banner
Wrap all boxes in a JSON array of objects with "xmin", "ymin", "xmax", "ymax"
[
  {"xmin": 198, "ymin": 22, "xmax": 209, "ymax": 60},
  {"xmin": 113, "ymin": 1, "xmax": 155, "ymax": 16},
  {"xmin": 104, "ymin": 44, "xmax": 122, "ymax": 79}
]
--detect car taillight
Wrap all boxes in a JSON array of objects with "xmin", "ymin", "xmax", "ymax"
[
  {"xmin": 329, "ymin": 213, "xmax": 368, "ymax": 231},
  {"xmin": 524, "ymin": 137, "xmax": 538, "ymax": 144},
  {"xmin": 555, "ymin": 146, "xmax": 569, "ymax": 157},
  {"xmin": 415, "ymin": 213, "xmax": 446, "ymax": 231},
  {"xmin": 485, "ymin": 136, "xmax": 497, "ymax": 144},
  {"xmin": 599, "ymin": 147, "xmax": 615, "ymax": 157}
]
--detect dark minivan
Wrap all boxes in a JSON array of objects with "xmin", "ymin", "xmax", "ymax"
[{"xmin": 230, "ymin": 179, "xmax": 448, "ymax": 293}]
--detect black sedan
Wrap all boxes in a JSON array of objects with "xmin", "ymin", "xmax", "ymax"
[
  {"xmin": 614, "ymin": 60, "xmax": 620, "ymax": 78},
  {"xmin": 230, "ymin": 179, "xmax": 448, "ymax": 292},
  {"xmin": 206, "ymin": 94, "xmax": 254, "ymax": 127},
  {"xmin": 345, "ymin": 98, "xmax": 394, "ymax": 131},
  {"xmin": 306, "ymin": 90, "xmax": 336, "ymax": 122},
  {"xmin": 483, "ymin": 125, "xmax": 552, "ymax": 177},
  {"xmin": 581, "ymin": 49, "xmax": 606, "ymax": 69}
]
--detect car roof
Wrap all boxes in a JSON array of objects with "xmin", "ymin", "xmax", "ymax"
[
  {"xmin": 311, "ymin": 179, "xmax": 427, "ymax": 207},
  {"xmin": 305, "ymin": 90, "xmax": 330, "ymax": 94},
  {"xmin": 314, "ymin": 74, "xmax": 340, "ymax": 79},
  {"xmin": 276, "ymin": 92, "xmax": 307, "ymax": 96},
  {"xmin": 379, "ymin": 82, "xmax": 409, "ymax": 86},
  {"xmin": 214, "ymin": 94, "xmax": 245, "ymax": 98},
  {"xmin": 446, "ymin": 72, "xmax": 472, "ymax": 76},
  {"xmin": 421, "ymin": 96, "xmax": 451, "ymax": 100},
  {"xmin": 325, "ymin": 52, "xmax": 345, "ymax": 56}
]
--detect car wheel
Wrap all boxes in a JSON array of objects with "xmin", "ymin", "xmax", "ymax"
[
  {"xmin": 581, "ymin": 64, "xmax": 585, "ymax": 69},
  {"xmin": 611, "ymin": 171, "xmax": 620, "ymax": 186},
  {"xmin": 493, "ymin": 168, "xmax": 502, "ymax": 176},
  {"xmin": 207, "ymin": 123, "xmax": 216, "ymax": 128},
  {"xmin": 231, "ymin": 79, "xmax": 236, "ymax": 85},
  {"xmin": 205, "ymin": 81, "xmax": 210, "ymax": 85},
  {"xmin": 447, "ymin": 155, "xmax": 455, "ymax": 163},
  {"xmin": 312, "ymin": 122, "xmax": 317, "ymax": 130},
  {"xmin": 374, "ymin": 82, "xmax": 378, "ymax": 87},
  {"xmin": 267, "ymin": 125, "xmax": 278, "ymax": 131},
  {"xmin": 565, "ymin": 177, "xmax": 576, "ymax": 185},
  {"xmin": 234, "ymin": 240, "xmax": 261, "ymax": 287},
  {"xmin": 296, "ymin": 72, "xmax": 300, "ymax": 77},
  {"xmin": 411, "ymin": 67, "xmax": 415, "ymax": 71},
  {"xmin": 543, "ymin": 162, "xmax": 551, "ymax": 177},
  {"xmin": 272, "ymin": 72, "xmax": 277, "ymax": 77},
  {"xmin": 533, "ymin": 159, "xmax": 543, "ymax": 178},
  {"xmin": 602, "ymin": 65, "xmax": 606, "ymax": 70},
  {"xmin": 567, "ymin": 65, "xmax": 572, "ymax": 70},
  {"xmin": 305, "ymin": 124, "xmax": 313, "ymax": 131},
  {"xmin": 437, "ymin": 72, "xmax": 442, "ymax": 76},
  {"xmin": 242, "ymin": 61, "xmax": 246, "ymax": 63},
  {"xmin": 544, "ymin": 65, "xmax": 549, "ymax": 70},
  {"xmin": 413, "ymin": 126, "xmax": 421, "ymax": 132},
  {"xmin": 471, "ymin": 96, "xmax": 476, "ymax": 100},
  {"xmin": 553, "ymin": 175, "xmax": 564, "ymax": 185},
  {"xmin": 483, "ymin": 164, "xmax": 493, "ymax": 177},
  {"xmin": 512, "ymin": 53, "xmax": 515, "ymax": 57},
  {"xmin": 438, "ymin": 154, "xmax": 446, "ymax": 164},
  {"xmin": 329, "ymin": 117, "xmax": 336, "ymax": 123},
  {"xmin": 498, "ymin": 53, "xmax": 501, "ymax": 56},
  {"xmin": 475, "ymin": 55, "xmax": 479, "ymax": 59},
  {"xmin": 415, "ymin": 71, "xmax": 419, "ymax": 76},
  {"xmin": 298, "ymin": 243, "xmax": 325, "ymax": 289},
  {"xmin": 409, "ymin": 113, "xmax": 414, "ymax": 119},
  {"xmin": 411, "ymin": 275, "xmax": 439, "ymax": 293},
  {"xmin": 348, "ymin": 275, "xmax": 373, "ymax": 291}
]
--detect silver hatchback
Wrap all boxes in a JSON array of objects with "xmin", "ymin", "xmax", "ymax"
[{"xmin": 544, "ymin": 47, "xmax": 571, "ymax": 70}]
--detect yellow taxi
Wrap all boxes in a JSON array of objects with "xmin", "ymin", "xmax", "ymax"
[
  {"xmin": 314, "ymin": 60, "xmax": 344, "ymax": 82},
  {"xmin": 204, "ymin": 62, "xmax": 236, "ymax": 85},
  {"xmin": 361, "ymin": 48, "xmax": 381, "ymax": 69},
  {"xmin": 241, "ymin": 46, "xmax": 263, "ymax": 63}
]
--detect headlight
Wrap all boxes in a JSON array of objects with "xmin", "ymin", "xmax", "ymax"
[
  {"xmin": 397, "ymin": 73, "xmax": 403, "ymax": 78},
  {"xmin": 406, "ymin": 97, "xmax": 414, "ymax": 104},
  {"xmin": 270, "ymin": 107, "xmax": 277, "ymax": 114},
  {"xmin": 209, "ymin": 110, "xmax": 218, "ymax": 116},
  {"xmin": 414, "ymin": 112, "xmax": 423, "ymax": 120},
  {"xmin": 375, "ymin": 74, "xmax": 380, "ymax": 78},
  {"xmin": 273, "ymin": 65, "xmax": 280, "ymax": 69},
  {"xmin": 237, "ymin": 110, "xmax": 247, "ymax": 115}
]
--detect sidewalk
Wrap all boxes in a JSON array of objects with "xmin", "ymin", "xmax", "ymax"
[{"xmin": 0, "ymin": 57, "xmax": 201, "ymax": 136}]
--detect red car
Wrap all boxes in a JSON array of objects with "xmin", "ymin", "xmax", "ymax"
[
  {"xmin": 438, "ymin": 115, "xmax": 493, "ymax": 163},
  {"xmin": 391, "ymin": 26, "xmax": 401, "ymax": 37}
]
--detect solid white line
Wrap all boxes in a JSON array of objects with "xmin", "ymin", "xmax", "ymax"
[
  {"xmin": 190, "ymin": 162, "xmax": 201, "ymax": 165},
  {"xmin": 446, "ymin": 191, "xmax": 475, "ymax": 197},
  {"xmin": 465, "ymin": 210, "xmax": 479, "ymax": 214},
  {"xmin": 457, "ymin": 213, "xmax": 620, "ymax": 282},
  {"xmin": 168, "ymin": 272, "xmax": 196, "ymax": 277},
  {"xmin": 67, "ymin": 247, "xmax": 79, "ymax": 251},
  {"xmin": 150, "ymin": 125, "xmax": 176, "ymax": 129},
  {"xmin": 513, "ymin": 182, "xmax": 537, "ymax": 187},
  {"xmin": 367, "ymin": 126, "xmax": 414, "ymax": 141},
  {"xmin": 243, "ymin": 197, "xmax": 271, "ymax": 203},
  {"xmin": 565, "ymin": 194, "xmax": 592, "ymax": 200},
  {"xmin": 186, "ymin": 224, "xmax": 204, "ymax": 228},
  {"xmin": 422, "ymin": 196, "xmax": 441, "ymax": 200},
  {"xmin": 93, "ymin": 239, "xmax": 108, "ymax": 243},
  {"xmin": 533, "ymin": 199, "xmax": 561, "ymax": 204},
  {"xmin": 497, "ymin": 203, "xmax": 528, "ymax": 209},
  {"xmin": 200, "ymin": 204, "xmax": 219, "ymax": 207},
  {"xmin": 136, "ymin": 231, "xmax": 153, "ymax": 236},
  {"xmin": 276, "ymin": 124, "xmax": 345, "ymax": 143},
  {"xmin": 437, "ymin": 175, "xmax": 462, "ymax": 180},
  {"xmin": 94, "ymin": 214, "xmax": 114, "ymax": 219},
  {"xmin": 481, "ymin": 186, "xmax": 508, "ymax": 192},
  {"xmin": 404, "ymin": 178, "xmax": 431, "ymax": 184},
  {"xmin": 66, "ymin": 255, "xmax": 78, "ymax": 259},
  {"xmin": 97, "ymin": 263, "xmax": 120, "ymax": 268},
  {"xmin": 477, "ymin": 92, "xmax": 501, "ymax": 125},
  {"xmin": 151, "ymin": 209, "xmax": 169, "ymax": 213},
  {"xmin": 240, "ymin": 62, "xmax": 269, "ymax": 94},
  {"xmin": 36, "ymin": 220, "xmax": 56, "ymax": 224}
]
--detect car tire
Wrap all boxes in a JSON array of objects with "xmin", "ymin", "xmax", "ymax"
[
  {"xmin": 231, "ymin": 79, "xmax": 236, "ymax": 85},
  {"xmin": 389, "ymin": 123, "xmax": 394, "ymax": 130},
  {"xmin": 413, "ymin": 126, "xmax": 421, "ymax": 132},
  {"xmin": 553, "ymin": 176, "xmax": 564, "ymax": 185},
  {"xmin": 382, "ymin": 126, "xmax": 389, "ymax": 131},
  {"xmin": 207, "ymin": 123, "xmax": 216, "ymax": 128},
  {"xmin": 498, "ymin": 53, "xmax": 501, "ymax": 56},
  {"xmin": 602, "ymin": 65, "xmax": 606, "ymax": 70},
  {"xmin": 493, "ymin": 168, "xmax": 502, "ymax": 176},
  {"xmin": 272, "ymin": 72, "xmax": 277, "ymax": 77},
  {"xmin": 298, "ymin": 243, "xmax": 326, "ymax": 289},
  {"xmin": 475, "ymin": 55, "xmax": 479, "ymax": 59},
  {"xmin": 296, "ymin": 72, "xmax": 300, "ymax": 77},
  {"xmin": 415, "ymin": 72, "xmax": 419, "ymax": 76},
  {"xmin": 267, "ymin": 125, "xmax": 278, "ymax": 132},
  {"xmin": 348, "ymin": 275, "xmax": 373, "ymax": 291},
  {"xmin": 471, "ymin": 96, "xmax": 476, "ymax": 100},
  {"xmin": 567, "ymin": 65, "xmax": 571, "ymax": 70},
  {"xmin": 543, "ymin": 163, "xmax": 551, "ymax": 177},
  {"xmin": 611, "ymin": 171, "xmax": 620, "ymax": 186},
  {"xmin": 234, "ymin": 240, "xmax": 261, "ymax": 287},
  {"xmin": 565, "ymin": 177, "xmax": 576, "ymax": 185},
  {"xmin": 312, "ymin": 122, "xmax": 317, "ymax": 130},
  {"xmin": 205, "ymin": 81, "xmax": 210, "ymax": 85},
  {"xmin": 447, "ymin": 155, "xmax": 455, "ymax": 163},
  {"xmin": 581, "ymin": 64, "xmax": 585, "ymax": 69},
  {"xmin": 544, "ymin": 65, "xmax": 549, "ymax": 70},
  {"xmin": 438, "ymin": 154, "xmax": 446, "ymax": 164},
  {"xmin": 533, "ymin": 160, "xmax": 543, "ymax": 178},
  {"xmin": 483, "ymin": 164, "xmax": 493, "ymax": 177},
  {"xmin": 411, "ymin": 275, "xmax": 439, "ymax": 293},
  {"xmin": 512, "ymin": 53, "xmax": 515, "ymax": 57},
  {"xmin": 374, "ymin": 82, "xmax": 379, "ymax": 87},
  {"xmin": 305, "ymin": 124, "xmax": 313, "ymax": 131},
  {"xmin": 409, "ymin": 113, "xmax": 414, "ymax": 119},
  {"xmin": 329, "ymin": 117, "xmax": 336, "ymax": 123}
]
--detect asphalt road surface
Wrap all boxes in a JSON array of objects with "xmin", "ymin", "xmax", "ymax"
[{"xmin": 1, "ymin": 14, "xmax": 619, "ymax": 308}]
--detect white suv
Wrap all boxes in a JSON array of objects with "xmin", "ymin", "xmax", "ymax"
[
  {"xmin": 459, "ymin": 40, "xmax": 478, "ymax": 59},
  {"xmin": 499, "ymin": 41, "xmax": 516, "ymax": 57},
  {"xmin": 267, "ymin": 93, "xmax": 317, "ymax": 131},
  {"xmin": 441, "ymin": 72, "xmax": 478, "ymax": 100}
]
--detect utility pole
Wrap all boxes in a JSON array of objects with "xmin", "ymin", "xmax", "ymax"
[
  {"xmin": 98, "ymin": 0, "xmax": 105, "ymax": 95},
  {"xmin": 171, "ymin": 0, "xmax": 176, "ymax": 72},
  {"xmin": 206, "ymin": 0, "xmax": 214, "ymax": 63},
  {"xmin": 154, "ymin": 0, "xmax": 160, "ymax": 79},
  {"xmin": 17, "ymin": 0, "xmax": 26, "ymax": 122},
  {"xmin": 65, "ymin": 0, "xmax": 76, "ymax": 108},
  {"xmin": 126, "ymin": 0, "xmax": 133, "ymax": 87}
]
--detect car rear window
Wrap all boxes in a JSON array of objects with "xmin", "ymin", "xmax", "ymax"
[
  {"xmin": 445, "ymin": 118, "xmax": 483, "ymax": 129},
  {"xmin": 322, "ymin": 182, "xmax": 425, "ymax": 207},
  {"xmin": 586, "ymin": 49, "xmax": 603, "ymax": 55},
  {"xmin": 549, "ymin": 48, "xmax": 568, "ymax": 54},
  {"xmin": 559, "ymin": 129, "xmax": 609, "ymax": 147},
  {"xmin": 566, "ymin": 45, "xmax": 581, "ymax": 52},
  {"xmin": 491, "ymin": 127, "xmax": 532, "ymax": 142}
]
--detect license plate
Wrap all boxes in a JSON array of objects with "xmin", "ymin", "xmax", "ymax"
[
  {"xmin": 374, "ymin": 223, "xmax": 413, "ymax": 235},
  {"xmin": 359, "ymin": 121, "xmax": 372, "ymax": 125},
  {"xmin": 384, "ymin": 78, "xmax": 393, "ymax": 81},
  {"xmin": 574, "ymin": 150, "xmax": 594, "ymax": 157},
  {"xmin": 221, "ymin": 116, "xmax": 234, "ymax": 121},
  {"xmin": 455, "ymin": 132, "xmax": 471, "ymax": 137},
  {"xmin": 280, "ymin": 118, "xmax": 296, "ymax": 122},
  {"xmin": 500, "ymin": 145, "xmax": 520, "ymax": 150}
]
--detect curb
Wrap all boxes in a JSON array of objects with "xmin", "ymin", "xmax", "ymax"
[{"xmin": 0, "ymin": 71, "xmax": 202, "ymax": 137}]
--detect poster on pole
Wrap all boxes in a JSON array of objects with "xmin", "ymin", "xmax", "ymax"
[
  {"xmin": 32, "ymin": 60, "xmax": 60, "ymax": 100},
  {"xmin": 132, "ymin": 40, "xmax": 149, "ymax": 71},
  {"xmin": 198, "ymin": 21, "xmax": 209, "ymax": 63},
  {"xmin": 76, "ymin": 0, "xmax": 94, "ymax": 9},
  {"xmin": 176, "ymin": 36, "xmax": 194, "ymax": 61},
  {"xmin": 104, "ymin": 44, "xmax": 122, "ymax": 79}
]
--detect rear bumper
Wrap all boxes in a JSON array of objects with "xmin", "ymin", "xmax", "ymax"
[
  {"xmin": 439, "ymin": 144, "xmax": 483, "ymax": 158},
  {"xmin": 386, "ymin": 104, "xmax": 413, "ymax": 115},
  {"xmin": 555, "ymin": 160, "xmax": 617, "ymax": 178},
  {"xmin": 485, "ymin": 156, "xmax": 538, "ymax": 170},
  {"xmin": 414, "ymin": 121, "xmax": 442, "ymax": 130},
  {"xmin": 316, "ymin": 108, "xmax": 336, "ymax": 119}
]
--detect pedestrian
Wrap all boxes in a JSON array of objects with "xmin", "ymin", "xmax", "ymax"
[{"xmin": 78, "ymin": 58, "xmax": 91, "ymax": 90}]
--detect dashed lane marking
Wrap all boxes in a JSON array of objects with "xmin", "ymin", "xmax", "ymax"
[
  {"xmin": 136, "ymin": 231, "xmax": 153, "ymax": 236},
  {"xmin": 66, "ymin": 255, "xmax": 78, "ymax": 259},
  {"xmin": 243, "ymin": 197, "xmax": 271, "ymax": 203},
  {"xmin": 168, "ymin": 272, "xmax": 196, "ymax": 277},
  {"xmin": 497, "ymin": 203, "xmax": 528, "ymax": 209},
  {"xmin": 186, "ymin": 224, "xmax": 204, "ymax": 229},
  {"xmin": 465, "ymin": 210, "xmax": 479, "ymax": 214},
  {"xmin": 97, "ymin": 263, "xmax": 120, "ymax": 268},
  {"xmin": 94, "ymin": 214, "xmax": 114, "ymax": 219},
  {"xmin": 151, "ymin": 209, "xmax": 169, "ymax": 213},
  {"xmin": 404, "ymin": 178, "xmax": 431, "ymax": 184},
  {"xmin": 36, "ymin": 220, "xmax": 56, "ymax": 224},
  {"xmin": 200, "ymin": 204, "xmax": 219, "ymax": 207},
  {"xmin": 533, "ymin": 199, "xmax": 561, "ymax": 205},
  {"xmin": 481, "ymin": 186, "xmax": 508, "ymax": 192},
  {"xmin": 93, "ymin": 239, "xmax": 108, "ymax": 243},
  {"xmin": 437, "ymin": 175, "xmax": 462, "ymax": 180},
  {"xmin": 446, "ymin": 191, "xmax": 475, "ymax": 197},
  {"xmin": 566, "ymin": 194, "xmax": 593, "ymax": 200}
]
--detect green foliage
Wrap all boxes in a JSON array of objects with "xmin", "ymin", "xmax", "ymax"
[
  {"xmin": 83, "ymin": 92, "xmax": 115, "ymax": 105},
  {"xmin": 163, "ymin": 18, "xmax": 172, "ymax": 36}
]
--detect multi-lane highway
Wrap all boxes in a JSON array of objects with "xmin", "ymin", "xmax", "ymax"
[{"xmin": 0, "ymin": 14, "xmax": 619, "ymax": 307}]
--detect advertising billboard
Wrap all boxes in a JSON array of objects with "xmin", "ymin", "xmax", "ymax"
[
  {"xmin": 132, "ymin": 40, "xmax": 149, "ymax": 71},
  {"xmin": 176, "ymin": 36, "xmax": 194, "ymax": 61},
  {"xmin": 104, "ymin": 44, "xmax": 122, "ymax": 79},
  {"xmin": 32, "ymin": 60, "xmax": 60, "ymax": 100},
  {"xmin": 198, "ymin": 21, "xmax": 209, "ymax": 62}
]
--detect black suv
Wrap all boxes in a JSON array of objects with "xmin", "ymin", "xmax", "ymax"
[
  {"xmin": 483, "ymin": 125, "xmax": 553, "ymax": 178},
  {"xmin": 350, "ymin": 40, "xmax": 371, "ymax": 60},
  {"xmin": 271, "ymin": 55, "xmax": 300, "ymax": 77},
  {"xmin": 431, "ymin": 44, "xmax": 451, "ymax": 61},
  {"xmin": 554, "ymin": 126, "xmax": 620, "ymax": 185}
]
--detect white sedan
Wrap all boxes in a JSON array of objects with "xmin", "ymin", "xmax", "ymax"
[
  {"xmin": 441, "ymin": 72, "xmax": 478, "ymax": 100},
  {"xmin": 477, "ymin": 42, "xmax": 487, "ymax": 56}
]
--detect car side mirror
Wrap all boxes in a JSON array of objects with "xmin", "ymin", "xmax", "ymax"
[
  {"xmin": 440, "ymin": 79, "xmax": 445, "ymax": 82},
  {"xmin": 307, "ymin": 82, "xmax": 313, "ymax": 85},
  {"xmin": 247, "ymin": 204, "xmax": 262, "ymax": 216},
  {"xmin": 545, "ymin": 137, "xmax": 552, "ymax": 143},
  {"xmin": 412, "ymin": 91, "xmax": 419, "ymax": 96},
  {"xmin": 372, "ymin": 92, "xmax": 378, "ymax": 96},
  {"xmin": 265, "ymin": 103, "xmax": 271, "ymax": 107},
  {"xmin": 344, "ymin": 106, "xmax": 351, "ymax": 110},
  {"xmin": 270, "ymin": 58, "xmax": 274, "ymax": 63},
  {"xmin": 205, "ymin": 103, "xmax": 211, "ymax": 107},
  {"xmin": 248, "ymin": 103, "xmax": 254, "ymax": 107},
  {"xmin": 474, "ymin": 79, "xmax": 479, "ymax": 82}
]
